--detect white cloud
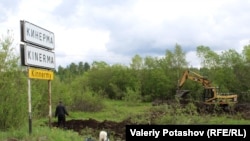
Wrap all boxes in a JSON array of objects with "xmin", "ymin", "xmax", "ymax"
[
  {"xmin": 54, "ymin": 26, "xmax": 111, "ymax": 67},
  {"xmin": 186, "ymin": 51, "xmax": 201, "ymax": 68},
  {"xmin": 0, "ymin": 0, "xmax": 250, "ymax": 69}
]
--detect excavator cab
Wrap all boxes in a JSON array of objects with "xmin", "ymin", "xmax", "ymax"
[{"xmin": 203, "ymin": 88, "xmax": 215, "ymax": 101}]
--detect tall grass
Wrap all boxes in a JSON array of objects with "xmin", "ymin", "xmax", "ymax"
[{"xmin": 0, "ymin": 119, "xmax": 83, "ymax": 141}]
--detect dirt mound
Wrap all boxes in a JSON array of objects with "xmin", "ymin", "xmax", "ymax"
[
  {"xmin": 234, "ymin": 103, "xmax": 250, "ymax": 119},
  {"xmin": 153, "ymin": 99, "xmax": 250, "ymax": 119},
  {"xmin": 52, "ymin": 118, "xmax": 133, "ymax": 139},
  {"xmin": 50, "ymin": 102, "xmax": 250, "ymax": 140}
]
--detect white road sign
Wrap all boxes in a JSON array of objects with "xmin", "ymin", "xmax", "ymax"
[
  {"xmin": 21, "ymin": 20, "xmax": 55, "ymax": 50},
  {"xmin": 24, "ymin": 44, "xmax": 56, "ymax": 69}
]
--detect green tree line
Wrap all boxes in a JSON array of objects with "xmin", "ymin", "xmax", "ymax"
[{"xmin": 1, "ymin": 31, "xmax": 250, "ymax": 131}]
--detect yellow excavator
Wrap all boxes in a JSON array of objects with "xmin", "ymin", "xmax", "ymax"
[{"xmin": 176, "ymin": 70, "xmax": 238, "ymax": 106}]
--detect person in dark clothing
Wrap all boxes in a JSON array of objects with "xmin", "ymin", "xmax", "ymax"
[{"xmin": 55, "ymin": 101, "xmax": 69, "ymax": 128}]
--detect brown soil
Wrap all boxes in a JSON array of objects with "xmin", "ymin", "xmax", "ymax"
[
  {"xmin": 51, "ymin": 118, "xmax": 133, "ymax": 140},
  {"xmin": 234, "ymin": 102, "xmax": 250, "ymax": 119},
  {"xmin": 50, "ymin": 102, "xmax": 250, "ymax": 140}
]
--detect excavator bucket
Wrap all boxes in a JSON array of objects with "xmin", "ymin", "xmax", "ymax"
[{"xmin": 176, "ymin": 90, "xmax": 190, "ymax": 98}]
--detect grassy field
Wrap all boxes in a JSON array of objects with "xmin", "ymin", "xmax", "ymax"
[
  {"xmin": 1, "ymin": 99, "xmax": 249, "ymax": 141},
  {"xmin": 70, "ymin": 99, "xmax": 152, "ymax": 121}
]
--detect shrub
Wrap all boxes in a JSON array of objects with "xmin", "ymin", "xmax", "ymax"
[{"xmin": 71, "ymin": 90, "xmax": 104, "ymax": 112}]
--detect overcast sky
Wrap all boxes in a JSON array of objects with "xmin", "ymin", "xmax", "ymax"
[{"xmin": 0, "ymin": 0, "xmax": 250, "ymax": 68}]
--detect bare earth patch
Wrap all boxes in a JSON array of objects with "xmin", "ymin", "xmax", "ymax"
[{"xmin": 50, "ymin": 102, "xmax": 250, "ymax": 140}]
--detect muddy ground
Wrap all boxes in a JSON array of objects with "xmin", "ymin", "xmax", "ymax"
[
  {"xmin": 51, "ymin": 118, "xmax": 132, "ymax": 140},
  {"xmin": 50, "ymin": 102, "xmax": 250, "ymax": 140}
]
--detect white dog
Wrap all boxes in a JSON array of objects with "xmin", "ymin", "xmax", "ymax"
[{"xmin": 99, "ymin": 130, "xmax": 110, "ymax": 141}]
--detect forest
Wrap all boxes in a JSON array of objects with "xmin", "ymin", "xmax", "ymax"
[{"xmin": 1, "ymin": 30, "xmax": 250, "ymax": 131}]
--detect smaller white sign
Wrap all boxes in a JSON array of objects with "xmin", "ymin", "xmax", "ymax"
[
  {"xmin": 22, "ymin": 20, "xmax": 55, "ymax": 50},
  {"xmin": 24, "ymin": 44, "xmax": 56, "ymax": 69}
]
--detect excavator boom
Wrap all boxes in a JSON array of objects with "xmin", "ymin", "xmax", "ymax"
[
  {"xmin": 178, "ymin": 70, "xmax": 212, "ymax": 89},
  {"xmin": 177, "ymin": 70, "xmax": 238, "ymax": 106},
  {"xmin": 177, "ymin": 70, "xmax": 211, "ymax": 97}
]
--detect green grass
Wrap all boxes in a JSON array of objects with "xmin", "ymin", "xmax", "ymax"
[
  {"xmin": 70, "ymin": 99, "xmax": 152, "ymax": 122},
  {"xmin": 0, "ymin": 99, "xmax": 152, "ymax": 141},
  {"xmin": 1, "ymin": 99, "xmax": 249, "ymax": 141},
  {"xmin": 0, "ymin": 119, "xmax": 83, "ymax": 141}
]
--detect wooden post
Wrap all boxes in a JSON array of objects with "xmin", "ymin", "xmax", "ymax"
[
  {"xmin": 27, "ymin": 68, "xmax": 32, "ymax": 134},
  {"xmin": 48, "ymin": 80, "xmax": 52, "ymax": 128}
]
